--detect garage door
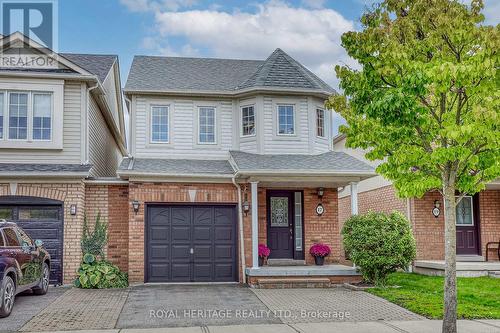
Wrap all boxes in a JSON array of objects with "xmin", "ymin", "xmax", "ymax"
[
  {"xmin": 0, "ymin": 196, "xmax": 64, "ymax": 284},
  {"xmin": 146, "ymin": 204, "xmax": 237, "ymax": 282}
]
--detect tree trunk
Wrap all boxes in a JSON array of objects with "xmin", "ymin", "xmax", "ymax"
[{"xmin": 442, "ymin": 181, "xmax": 457, "ymax": 333}]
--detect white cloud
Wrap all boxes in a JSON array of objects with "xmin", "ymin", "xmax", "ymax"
[{"xmin": 134, "ymin": 1, "xmax": 355, "ymax": 90}]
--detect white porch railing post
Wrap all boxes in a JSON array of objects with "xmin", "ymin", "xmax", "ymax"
[
  {"xmin": 350, "ymin": 182, "xmax": 359, "ymax": 216},
  {"xmin": 251, "ymin": 181, "xmax": 259, "ymax": 269}
]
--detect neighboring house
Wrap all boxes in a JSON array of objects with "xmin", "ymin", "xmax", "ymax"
[
  {"xmin": 333, "ymin": 134, "xmax": 500, "ymax": 265},
  {"xmin": 121, "ymin": 49, "xmax": 375, "ymax": 284},
  {"xmin": 0, "ymin": 33, "xmax": 127, "ymax": 284}
]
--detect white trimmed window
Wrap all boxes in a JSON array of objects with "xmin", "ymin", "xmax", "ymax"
[
  {"xmin": 32, "ymin": 93, "xmax": 52, "ymax": 140},
  {"xmin": 241, "ymin": 105, "xmax": 255, "ymax": 136},
  {"xmin": 1, "ymin": 91, "xmax": 53, "ymax": 142},
  {"xmin": 277, "ymin": 105, "xmax": 295, "ymax": 135},
  {"xmin": 151, "ymin": 105, "xmax": 169, "ymax": 143},
  {"xmin": 0, "ymin": 93, "xmax": 3, "ymax": 139},
  {"xmin": 8, "ymin": 92, "xmax": 28, "ymax": 140},
  {"xmin": 316, "ymin": 108, "xmax": 325, "ymax": 137},
  {"xmin": 198, "ymin": 106, "xmax": 216, "ymax": 144}
]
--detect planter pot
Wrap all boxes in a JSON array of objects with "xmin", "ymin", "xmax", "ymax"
[
  {"xmin": 259, "ymin": 256, "xmax": 265, "ymax": 266},
  {"xmin": 314, "ymin": 256, "xmax": 325, "ymax": 266}
]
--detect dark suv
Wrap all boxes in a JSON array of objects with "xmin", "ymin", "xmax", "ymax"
[{"xmin": 0, "ymin": 220, "xmax": 50, "ymax": 317}]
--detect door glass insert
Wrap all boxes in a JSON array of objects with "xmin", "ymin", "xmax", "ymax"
[
  {"xmin": 456, "ymin": 196, "xmax": 473, "ymax": 225},
  {"xmin": 270, "ymin": 197, "xmax": 289, "ymax": 227},
  {"xmin": 294, "ymin": 192, "xmax": 302, "ymax": 251}
]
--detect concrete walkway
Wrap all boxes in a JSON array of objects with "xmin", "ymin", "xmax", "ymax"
[{"xmin": 14, "ymin": 321, "xmax": 500, "ymax": 333}]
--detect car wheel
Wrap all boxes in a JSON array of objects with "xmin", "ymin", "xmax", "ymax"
[
  {"xmin": 0, "ymin": 275, "xmax": 16, "ymax": 318},
  {"xmin": 33, "ymin": 263, "xmax": 50, "ymax": 295}
]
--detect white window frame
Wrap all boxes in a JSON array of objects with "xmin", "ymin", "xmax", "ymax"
[
  {"xmin": 0, "ymin": 90, "xmax": 54, "ymax": 143},
  {"xmin": 0, "ymin": 92, "xmax": 4, "ymax": 140},
  {"xmin": 149, "ymin": 105, "xmax": 170, "ymax": 144},
  {"xmin": 240, "ymin": 105, "xmax": 256, "ymax": 137},
  {"xmin": 32, "ymin": 92, "xmax": 53, "ymax": 142},
  {"xmin": 316, "ymin": 108, "xmax": 326, "ymax": 138},
  {"xmin": 276, "ymin": 104, "xmax": 296, "ymax": 136},
  {"xmin": 0, "ymin": 80, "xmax": 63, "ymax": 150},
  {"xmin": 197, "ymin": 106, "xmax": 217, "ymax": 145},
  {"xmin": 455, "ymin": 195, "xmax": 474, "ymax": 226}
]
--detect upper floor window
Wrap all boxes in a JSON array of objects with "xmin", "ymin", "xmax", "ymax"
[
  {"xmin": 33, "ymin": 93, "xmax": 52, "ymax": 140},
  {"xmin": 151, "ymin": 105, "xmax": 169, "ymax": 143},
  {"xmin": 9, "ymin": 92, "xmax": 28, "ymax": 140},
  {"xmin": 241, "ymin": 105, "xmax": 255, "ymax": 137},
  {"xmin": 277, "ymin": 105, "xmax": 295, "ymax": 135},
  {"xmin": 0, "ymin": 94, "xmax": 3, "ymax": 139},
  {"xmin": 0, "ymin": 91, "xmax": 53, "ymax": 142},
  {"xmin": 198, "ymin": 106, "xmax": 216, "ymax": 144},
  {"xmin": 316, "ymin": 108, "xmax": 325, "ymax": 137}
]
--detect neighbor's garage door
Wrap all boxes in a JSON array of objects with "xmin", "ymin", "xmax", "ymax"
[
  {"xmin": 0, "ymin": 199, "xmax": 63, "ymax": 284},
  {"xmin": 146, "ymin": 204, "xmax": 237, "ymax": 282}
]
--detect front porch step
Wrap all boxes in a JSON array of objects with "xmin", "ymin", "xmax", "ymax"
[
  {"xmin": 457, "ymin": 255, "xmax": 485, "ymax": 262},
  {"xmin": 489, "ymin": 271, "xmax": 500, "ymax": 279},
  {"xmin": 267, "ymin": 259, "xmax": 306, "ymax": 266},
  {"xmin": 256, "ymin": 277, "xmax": 332, "ymax": 289}
]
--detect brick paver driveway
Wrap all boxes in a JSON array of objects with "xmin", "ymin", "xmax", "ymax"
[
  {"xmin": 251, "ymin": 288, "xmax": 423, "ymax": 324},
  {"xmin": 19, "ymin": 287, "xmax": 128, "ymax": 332},
  {"xmin": 8, "ymin": 285, "xmax": 422, "ymax": 332}
]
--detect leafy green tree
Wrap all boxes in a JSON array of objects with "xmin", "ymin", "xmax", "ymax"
[{"xmin": 328, "ymin": 1, "xmax": 499, "ymax": 332}]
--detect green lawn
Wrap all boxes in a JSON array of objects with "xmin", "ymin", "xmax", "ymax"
[{"xmin": 367, "ymin": 272, "xmax": 500, "ymax": 319}]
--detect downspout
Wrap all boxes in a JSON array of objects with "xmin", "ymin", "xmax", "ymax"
[
  {"xmin": 85, "ymin": 80, "xmax": 99, "ymax": 164},
  {"xmin": 232, "ymin": 173, "xmax": 246, "ymax": 284}
]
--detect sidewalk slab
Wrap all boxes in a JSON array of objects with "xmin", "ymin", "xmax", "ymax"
[
  {"xmin": 388, "ymin": 320, "xmax": 500, "ymax": 333},
  {"xmin": 208, "ymin": 324, "xmax": 295, "ymax": 333},
  {"xmin": 123, "ymin": 328, "xmax": 203, "ymax": 333},
  {"xmin": 291, "ymin": 321, "xmax": 399, "ymax": 333},
  {"xmin": 476, "ymin": 320, "xmax": 500, "ymax": 329}
]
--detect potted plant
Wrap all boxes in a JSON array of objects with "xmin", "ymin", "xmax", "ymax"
[
  {"xmin": 310, "ymin": 243, "xmax": 331, "ymax": 266},
  {"xmin": 258, "ymin": 244, "xmax": 270, "ymax": 266}
]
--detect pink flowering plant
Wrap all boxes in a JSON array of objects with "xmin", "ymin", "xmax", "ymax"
[
  {"xmin": 258, "ymin": 244, "xmax": 271, "ymax": 258},
  {"xmin": 309, "ymin": 243, "xmax": 331, "ymax": 258}
]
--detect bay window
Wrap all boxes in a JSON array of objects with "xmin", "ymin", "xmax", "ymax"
[
  {"xmin": 316, "ymin": 108, "xmax": 325, "ymax": 137},
  {"xmin": 277, "ymin": 105, "xmax": 295, "ymax": 135},
  {"xmin": 241, "ymin": 105, "xmax": 255, "ymax": 136}
]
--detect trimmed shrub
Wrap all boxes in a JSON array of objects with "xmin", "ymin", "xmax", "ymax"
[
  {"xmin": 342, "ymin": 211, "xmax": 416, "ymax": 286},
  {"xmin": 81, "ymin": 212, "xmax": 107, "ymax": 259}
]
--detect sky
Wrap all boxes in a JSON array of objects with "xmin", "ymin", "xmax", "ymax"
[{"xmin": 52, "ymin": 0, "xmax": 500, "ymax": 133}]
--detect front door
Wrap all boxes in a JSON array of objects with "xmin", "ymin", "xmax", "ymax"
[
  {"xmin": 267, "ymin": 191, "xmax": 294, "ymax": 259},
  {"xmin": 456, "ymin": 195, "xmax": 480, "ymax": 255}
]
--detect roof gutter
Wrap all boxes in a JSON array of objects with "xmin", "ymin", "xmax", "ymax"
[
  {"xmin": 116, "ymin": 170, "xmax": 235, "ymax": 179},
  {"xmin": 0, "ymin": 71, "xmax": 96, "ymax": 81}
]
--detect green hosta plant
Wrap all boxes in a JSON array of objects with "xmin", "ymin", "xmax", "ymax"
[
  {"xmin": 74, "ymin": 254, "xmax": 128, "ymax": 289},
  {"xmin": 342, "ymin": 211, "xmax": 416, "ymax": 287}
]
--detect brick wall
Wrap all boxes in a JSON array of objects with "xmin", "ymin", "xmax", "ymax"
[
  {"xmin": 85, "ymin": 184, "xmax": 129, "ymax": 271},
  {"xmin": 242, "ymin": 187, "xmax": 340, "ymax": 267},
  {"xmin": 480, "ymin": 190, "xmax": 500, "ymax": 261},
  {"xmin": 127, "ymin": 182, "xmax": 238, "ymax": 283},
  {"xmin": 0, "ymin": 182, "xmax": 86, "ymax": 284}
]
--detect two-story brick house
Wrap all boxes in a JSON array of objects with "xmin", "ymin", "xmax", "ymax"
[
  {"xmin": 121, "ymin": 49, "xmax": 374, "ymax": 285},
  {"xmin": 0, "ymin": 33, "xmax": 127, "ymax": 284}
]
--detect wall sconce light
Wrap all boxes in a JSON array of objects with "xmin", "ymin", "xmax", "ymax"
[
  {"xmin": 432, "ymin": 200, "xmax": 441, "ymax": 218},
  {"xmin": 132, "ymin": 200, "xmax": 140, "ymax": 214},
  {"xmin": 317, "ymin": 187, "xmax": 324, "ymax": 199},
  {"xmin": 70, "ymin": 204, "xmax": 77, "ymax": 216},
  {"xmin": 242, "ymin": 185, "xmax": 250, "ymax": 216}
]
